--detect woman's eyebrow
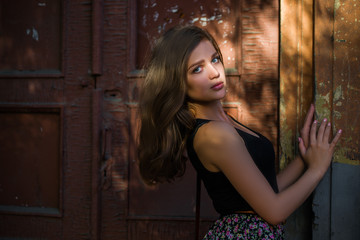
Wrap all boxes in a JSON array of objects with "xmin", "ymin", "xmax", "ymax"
[
  {"xmin": 188, "ymin": 59, "xmax": 204, "ymax": 71},
  {"xmin": 212, "ymin": 52, "xmax": 219, "ymax": 58},
  {"xmin": 188, "ymin": 51, "xmax": 218, "ymax": 70}
]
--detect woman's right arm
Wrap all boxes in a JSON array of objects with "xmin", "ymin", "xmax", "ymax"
[{"xmin": 194, "ymin": 119, "xmax": 341, "ymax": 225}]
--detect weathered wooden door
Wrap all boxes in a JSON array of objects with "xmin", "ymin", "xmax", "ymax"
[
  {"xmin": 0, "ymin": 0, "xmax": 280, "ymax": 239},
  {"xmin": 0, "ymin": 0, "xmax": 101, "ymax": 238}
]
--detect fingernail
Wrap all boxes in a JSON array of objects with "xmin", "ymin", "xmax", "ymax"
[
  {"xmin": 328, "ymin": 122, "xmax": 331, "ymax": 126},
  {"xmin": 338, "ymin": 129, "xmax": 342, "ymax": 133},
  {"xmin": 323, "ymin": 118, "xmax": 327, "ymax": 122}
]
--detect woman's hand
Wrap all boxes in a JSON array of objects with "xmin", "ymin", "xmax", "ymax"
[
  {"xmin": 298, "ymin": 118, "xmax": 342, "ymax": 176},
  {"xmin": 300, "ymin": 104, "xmax": 315, "ymax": 149}
]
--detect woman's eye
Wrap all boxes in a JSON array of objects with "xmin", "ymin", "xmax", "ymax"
[
  {"xmin": 212, "ymin": 56, "xmax": 220, "ymax": 63},
  {"xmin": 193, "ymin": 66, "xmax": 202, "ymax": 73}
]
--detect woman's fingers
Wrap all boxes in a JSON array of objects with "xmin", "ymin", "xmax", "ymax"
[
  {"xmin": 323, "ymin": 121, "xmax": 332, "ymax": 143},
  {"xmin": 319, "ymin": 120, "xmax": 342, "ymax": 151},
  {"xmin": 300, "ymin": 104, "xmax": 315, "ymax": 148},
  {"xmin": 310, "ymin": 120, "xmax": 318, "ymax": 145},
  {"xmin": 304, "ymin": 104, "xmax": 315, "ymax": 127},
  {"xmin": 330, "ymin": 129, "xmax": 342, "ymax": 150},
  {"xmin": 298, "ymin": 137, "xmax": 306, "ymax": 157},
  {"xmin": 317, "ymin": 118, "xmax": 328, "ymax": 142}
]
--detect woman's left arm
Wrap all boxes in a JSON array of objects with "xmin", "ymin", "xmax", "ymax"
[{"xmin": 277, "ymin": 155, "xmax": 305, "ymax": 192}]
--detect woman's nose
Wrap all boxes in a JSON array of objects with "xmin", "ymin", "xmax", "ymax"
[{"xmin": 208, "ymin": 63, "xmax": 220, "ymax": 79}]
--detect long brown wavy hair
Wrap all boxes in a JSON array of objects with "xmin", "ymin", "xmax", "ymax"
[{"xmin": 137, "ymin": 25, "xmax": 223, "ymax": 185}]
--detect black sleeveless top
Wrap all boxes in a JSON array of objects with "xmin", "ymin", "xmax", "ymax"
[{"xmin": 186, "ymin": 118, "xmax": 279, "ymax": 215}]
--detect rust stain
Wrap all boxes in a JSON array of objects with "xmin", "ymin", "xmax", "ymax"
[{"xmin": 334, "ymin": 138, "xmax": 360, "ymax": 165}]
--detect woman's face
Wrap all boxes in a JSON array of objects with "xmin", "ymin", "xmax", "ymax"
[{"xmin": 186, "ymin": 39, "xmax": 226, "ymax": 103}]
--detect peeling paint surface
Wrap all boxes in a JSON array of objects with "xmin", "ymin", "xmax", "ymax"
[
  {"xmin": 332, "ymin": 0, "xmax": 360, "ymax": 165},
  {"xmin": 314, "ymin": 0, "xmax": 360, "ymax": 166},
  {"xmin": 0, "ymin": 0, "xmax": 61, "ymax": 72},
  {"xmin": 26, "ymin": 27, "xmax": 39, "ymax": 41},
  {"xmin": 137, "ymin": 0, "xmax": 239, "ymax": 69},
  {"xmin": 312, "ymin": 1, "xmax": 360, "ymax": 239}
]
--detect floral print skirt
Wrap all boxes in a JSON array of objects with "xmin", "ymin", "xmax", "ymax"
[{"xmin": 203, "ymin": 213, "xmax": 284, "ymax": 240}]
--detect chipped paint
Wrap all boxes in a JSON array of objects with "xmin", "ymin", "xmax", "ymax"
[
  {"xmin": 168, "ymin": 5, "xmax": 179, "ymax": 13},
  {"xmin": 333, "ymin": 138, "xmax": 360, "ymax": 165},
  {"xmin": 142, "ymin": 15, "xmax": 147, "ymax": 27},
  {"xmin": 315, "ymin": 93, "xmax": 331, "ymax": 120},
  {"xmin": 191, "ymin": 14, "xmax": 223, "ymax": 25},
  {"xmin": 279, "ymin": 121, "xmax": 295, "ymax": 170},
  {"xmin": 26, "ymin": 27, "xmax": 39, "ymax": 41},
  {"xmin": 153, "ymin": 11, "xmax": 159, "ymax": 21},
  {"xmin": 335, "ymin": 0, "xmax": 341, "ymax": 10},
  {"xmin": 279, "ymin": 90, "xmax": 297, "ymax": 170},
  {"xmin": 333, "ymin": 85, "xmax": 343, "ymax": 102},
  {"xmin": 138, "ymin": 0, "xmax": 239, "ymax": 69}
]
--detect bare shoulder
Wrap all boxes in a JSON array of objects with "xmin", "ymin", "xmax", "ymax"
[
  {"xmin": 196, "ymin": 121, "xmax": 236, "ymax": 140},
  {"xmin": 195, "ymin": 121, "xmax": 240, "ymax": 144},
  {"xmin": 194, "ymin": 121, "xmax": 245, "ymax": 171}
]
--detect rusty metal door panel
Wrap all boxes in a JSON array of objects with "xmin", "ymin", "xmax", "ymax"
[
  {"xmin": 0, "ymin": 108, "xmax": 61, "ymax": 214},
  {"xmin": 0, "ymin": 0, "xmax": 96, "ymax": 239},
  {"xmin": 0, "ymin": 107, "xmax": 63, "ymax": 238},
  {"xmin": 0, "ymin": 0, "xmax": 62, "ymax": 75}
]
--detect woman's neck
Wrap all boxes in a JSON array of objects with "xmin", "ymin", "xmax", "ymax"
[{"xmin": 188, "ymin": 101, "xmax": 229, "ymax": 122}]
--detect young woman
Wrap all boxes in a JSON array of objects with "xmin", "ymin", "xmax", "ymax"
[{"xmin": 137, "ymin": 25, "xmax": 342, "ymax": 239}]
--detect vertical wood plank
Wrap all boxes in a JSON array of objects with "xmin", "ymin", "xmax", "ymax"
[
  {"xmin": 330, "ymin": 0, "xmax": 360, "ymax": 239},
  {"xmin": 279, "ymin": 0, "xmax": 314, "ymax": 169},
  {"xmin": 279, "ymin": 0, "xmax": 314, "ymax": 238},
  {"xmin": 312, "ymin": 0, "xmax": 334, "ymax": 239}
]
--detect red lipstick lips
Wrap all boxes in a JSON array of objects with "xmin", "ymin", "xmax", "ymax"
[{"xmin": 211, "ymin": 82, "xmax": 224, "ymax": 90}]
